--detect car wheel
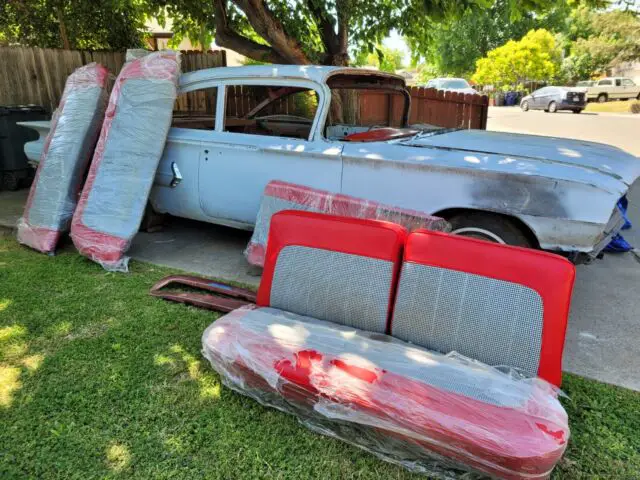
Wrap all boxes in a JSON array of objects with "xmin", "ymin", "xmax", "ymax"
[
  {"xmin": 597, "ymin": 93, "xmax": 608, "ymax": 103},
  {"xmin": 521, "ymin": 101, "xmax": 530, "ymax": 112},
  {"xmin": 572, "ymin": 109, "xmax": 582, "ymax": 114},
  {"xmin": 448, "ymin": 212, "xmax": 533, "ymax": 248},
  {"xmin": 548, "ymin": 101, "xmax": 557, "ymax": 113}
]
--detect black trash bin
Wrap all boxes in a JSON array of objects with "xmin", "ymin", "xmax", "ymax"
[{"xmin": 0, "ymin": 105, "xmax": 49, "ymax": 190}]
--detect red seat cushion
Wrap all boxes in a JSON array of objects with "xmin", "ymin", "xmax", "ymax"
[
  {"xmin": 392, "ymin": 230, "xmax": 576, "ymax": 386},
  {"xmin": 202, "ymin": 306, "xmax": 569, "ymax": 480},
  {"xmin": 257, "ymin": 211, "xmax": 407, "ymax": 333}
]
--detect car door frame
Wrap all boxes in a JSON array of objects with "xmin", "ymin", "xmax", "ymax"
[
  {"xmin": 622, "ymin": 78, "xmax": 638, "ymax": 99},
  {"xmin": 149, "ymin": 79, "xmax": 225, "ymax": 223},
  {"xmin": 193, "ymin": 76, "xmax": 343, "ymax": 225}
]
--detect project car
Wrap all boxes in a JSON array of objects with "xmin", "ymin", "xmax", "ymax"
[{"xmin": 21, "ymin": 65, "xmax": 640, "ymax": 262}]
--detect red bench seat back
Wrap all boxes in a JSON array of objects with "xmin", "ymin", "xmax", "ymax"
[
  {"xmin": 391, "ymin": 230, "xmax": 576, "ymax": 386},
  {"xmin": 257, "ymin": 211, "xmax": 406, "ymax": 333}
]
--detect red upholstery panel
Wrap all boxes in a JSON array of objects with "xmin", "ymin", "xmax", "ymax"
[
  {"xmin": 398, "ymin": 230, "xmax": 576, "ymax": 386},
  {"xmin": 202, "ymin": 306, "xmax": 569, "ymax": 479},
  {"xmin": 257, "ymin": 210, "xmax": 407, "ymax": 320}
]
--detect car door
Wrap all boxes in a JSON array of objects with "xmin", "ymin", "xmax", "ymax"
[
  {"xmin": 149, "ymin": 85, "xmax": 219, "ymax": 221},
  {"xmin": 533, "ymin": 88, "xmax": 549, "ymax": 109},
  {"xmin": 622, "ymin": 78, "xmax": 638, "ymax": 99},
  {"xmin": 197, "ymin": 81, "xmax": 343, "ymax": 225},
  {"xmin": 612, "ymin": 78, "xmax": 624, "ymax": 99}
]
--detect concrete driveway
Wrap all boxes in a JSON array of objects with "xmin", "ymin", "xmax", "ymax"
[
  {"xmin": 2, "ymin": 107, "xmax": 639, "ymax": 390},
  {"xmin": 488, "ymin": 107, "xmax": 640, "ymax": 390}
]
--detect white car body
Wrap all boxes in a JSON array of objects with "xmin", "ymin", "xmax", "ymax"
[
  {"xmin": 586, "ymin": 77, "xmax": 640, "ymax": 101},
  {"xmin": 424, "ymin": 77, "xmax": 479, "ymax": 95},
  {"xmin": 21, "ymin": 65, "xmax": 640, "ymax": 261}
]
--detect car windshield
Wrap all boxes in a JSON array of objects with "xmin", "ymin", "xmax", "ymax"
[{"xmin": 439, "ymin": 79, "xmax": 470, "ymax": 89}]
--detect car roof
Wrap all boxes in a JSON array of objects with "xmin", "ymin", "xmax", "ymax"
[
  {"xmin": 179, "ymin": 65, "xmax": 405, "ymax": 87},
  {"xmin": 431, "ymin": 77, "xmax": 467, "ymax": 82}
]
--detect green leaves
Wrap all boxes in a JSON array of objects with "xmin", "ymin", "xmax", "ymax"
[
  {"xmin": 0, "ymin": 0, "xmax": 147, "ymax": 49},
  {"xmin": 471, "ymin": 28, "xmax": 560, "ymax": 86}
]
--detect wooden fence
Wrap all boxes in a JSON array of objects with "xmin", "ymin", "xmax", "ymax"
[
  {"xmin": 0, "ymin": 47, "xmax": 487, "ymax": 129},
  {"xmin": 407, "ymin": 87, "xmax": 488, "ymax": 129},
  {"xmin": 0, "ymin": 47, "xmax": 226, "ymax": 112}
]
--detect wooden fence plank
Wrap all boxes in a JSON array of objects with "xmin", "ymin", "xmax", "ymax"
[
  {"xmin": 0, "ymin": 46, "xmax": 226, "ymax": 112},
  {"xmin": 0, "ymin": 46, "xmax": 487, "ymax": 128}
]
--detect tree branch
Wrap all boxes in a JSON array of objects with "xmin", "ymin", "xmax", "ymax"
[
  {"xmin": 213, "ymin": 0, "xmax": 287, "ymax": 63},
  {"xmin": 305, "ymin": 0, "xmax": 339, "ymax": 54},
  {"xmin": 231, "ymin": 0, "xmax": 312, "ymax": 64},
  {"xmin": 56, "ymin": 7, "xmax": 71, "ymax": 49}
]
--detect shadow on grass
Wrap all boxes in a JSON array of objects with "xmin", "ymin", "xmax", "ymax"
[{"xmin": 1, "ymin": 237, "xmax": 420, "ymax": 479}]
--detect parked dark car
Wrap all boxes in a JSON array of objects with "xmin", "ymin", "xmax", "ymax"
[{"xmin": 520, "ymin": 86, "xmax": 586, "ymax": 113}]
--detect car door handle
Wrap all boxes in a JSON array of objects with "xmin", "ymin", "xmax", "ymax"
[{"xmin": 170, "ymin": 162, "xmax": 182, "ymax": 188}]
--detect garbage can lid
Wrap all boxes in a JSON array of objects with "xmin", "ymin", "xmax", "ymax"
[{"xmin": 0, "ymin": 105, "xmax": 48, "ymax": 115}]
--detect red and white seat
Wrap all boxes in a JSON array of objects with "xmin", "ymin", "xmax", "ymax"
[{"xmin": 202, "ymin": 210, "xmax": 575, "ymax": 479}]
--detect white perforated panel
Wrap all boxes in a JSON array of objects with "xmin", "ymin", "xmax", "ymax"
[
  {"xmin": 392, "ymin": 262, "xmax": 543, "ymax": 376},
  {"xmin": 271, "ymin": 246, "xmax": 394, "ymax": 333}
]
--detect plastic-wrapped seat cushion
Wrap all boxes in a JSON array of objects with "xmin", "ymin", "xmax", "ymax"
[
  {"xmin": 392, "ymin": 230, "xmax": 576, "ymax": 387},
  {"xmin": 256, "ymin": 210, "xmax": 407, "ymax": 333},
  {"xmin": 202, "ymin": 305, "xmax": 570, "ymax": 480},
  {"xmin": 70, "ymin": 51, "xmax": 181, "ymax": 271},
  {"xmin": 17, "ymin": 63, "xmax": 109, "ymax": 253},
  {"xmin": 244, "ymin": 180, "xmax": 450, "ymax": 267}
]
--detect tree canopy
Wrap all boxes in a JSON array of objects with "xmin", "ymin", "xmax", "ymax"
[
  {"xmin": 352, "ymin": 45, "xmax": 405, "ymax": 72},
  {"xmin": 471, "ymin": 29, "xmax": 560, "ymax": 86},
  {"xmin": 408, "ymin": 0, "xmax": 572, "ymax": 77},
  {"xmin": 0, "ymin": 0, "xmax": 147, "ymax": 50},
  {"xmin": 143, "ymin": 0, "xmax": 564, "ymax": 66},
  {"xmin": 561, "ymin": 7, "xmax": 640, "ymax": 81}
]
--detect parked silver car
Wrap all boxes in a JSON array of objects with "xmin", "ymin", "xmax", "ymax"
[
  {"xmin": 21, "ymin": 66, "xmax": 640, "ymax": 263},
  {"xmin": 425, "ymin": 78, "xmax": 478, "ymax": 95},
  {"xmin": 521, "ymin": 86, "xmax": 586, "ymax": 113}
]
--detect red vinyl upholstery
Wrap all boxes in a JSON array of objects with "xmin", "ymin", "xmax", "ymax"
[
  {"xmin": 203, "ymin": 306, "xmax": 570, "ymax": 480},
  {"xmin": 203, "ymin": 212, "xmax": 573, "ymax": 478},
  {"xmin": 257, "ymin": 210, "xmax": 406, "ymax": 332},
  {"xmin": 393, "ymin": 230, "xmax": 576, "ymax": 386}
]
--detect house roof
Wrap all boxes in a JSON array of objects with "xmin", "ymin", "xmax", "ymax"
[{"xmin": 179, "ymin": 64, "xmax": 405, "ymax": 88}]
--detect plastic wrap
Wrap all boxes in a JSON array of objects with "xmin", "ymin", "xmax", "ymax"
[
  {"xmin": 70, "ymin": 51, "xmax": 181, "ymax": 271},
  {"xmin": 16, "ymin": 63, "xmax": 109, "ymax": 254},
  {"xmin": 203, "ymin": 306, "xmax": 569, "ymax": 480},
  {"xmin": 245, "ymin": 180, "xmax": 451, "ymax": 267}
]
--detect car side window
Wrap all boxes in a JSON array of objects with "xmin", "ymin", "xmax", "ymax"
[
  {"xmin": 623, "ymin": 79, "xmax": 636, "ymax": 86},
  {"xmin": 615, "ymin": 79, "xmax": 622, "ymax": 87},
  {"xmin": 598, "ymin": 79, "xmax": 612, "ymax": 86},
  {"xmin": 223, "ymin": 85, "xmax": 319, "ymax": 140},
  {"xmin": 172, "ymin": 87, "xmax": 217, "ymax": 130}
]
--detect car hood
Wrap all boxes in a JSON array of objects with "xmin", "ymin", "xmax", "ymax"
[{"xmin": 404, "ymin": 129, "xmax": 640, "ymax": 187}]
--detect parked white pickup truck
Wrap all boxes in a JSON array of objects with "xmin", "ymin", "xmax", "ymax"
[
  {"xmin": 586, "ymin": 77, "xmax": 640, "ymax": 103},
  {"xmin": 20, "ymin": 65, "xmax": 640, "ymax": 263}
]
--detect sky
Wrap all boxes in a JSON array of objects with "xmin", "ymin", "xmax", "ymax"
[{"xmin": 383, "ymin": 30, "xmax": 412, "ymax": 68}]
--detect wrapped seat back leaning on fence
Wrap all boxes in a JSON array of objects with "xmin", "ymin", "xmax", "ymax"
[
  {"xmin": 244, "ymin": 180, "xmax": 451, "ymax": 267},
  {"xmin": 17, "ymin": 63, "xmax": 109, "ymax": 254},
  {"xmin": 203, "ymin": 210, "xmax": 575, "ymax": 480},
  {"xmin": 70, "ymin": 51, "xmax": 181, "ymax": 271}
]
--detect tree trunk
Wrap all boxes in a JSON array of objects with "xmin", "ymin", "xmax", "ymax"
[
  {"xmin": 57, "ymin": 8, "xmax": 71, "ymax": 50},
  {"xmin": 214, "ymin": 0, "xmax": 350, "ymax": 67}
]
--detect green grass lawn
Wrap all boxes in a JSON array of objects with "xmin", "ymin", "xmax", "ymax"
[
  {"xmin": 584, "ymin": 100, "xmax": 640, "ymax": 114},
  {"xmin": 1, "ymin": 235, "xmax": 639, "ymax": 479}
]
